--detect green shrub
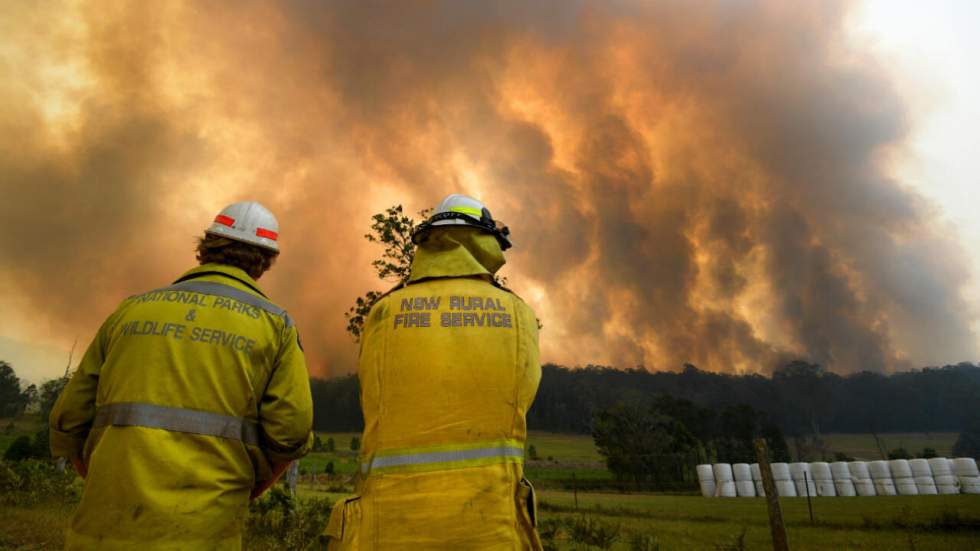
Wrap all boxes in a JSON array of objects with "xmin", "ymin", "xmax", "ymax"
[
  {"xmin": 0, "ymin": 459, "xmax": 81, "ymax": 506},
  {"xmin": 888, "ymin": 448, "xmax": 912, "ymax": 460},
  {"xmin": 566, "ymin": 515, "xmax": 620, "ymax": 549},
  {"xmin": 528, "ymin": 444, "xmax": 540, "ymax": 461},
  {"xmin": 2, "ymin": 430, "xmax": 50, "ymax": 462},
  {"xmin": 3, "ymin": 435, "xmax": 34, "ymax": 462},
  {"xmin": 246, "ymin": 486, "xmax": 332, "ymax": 550}
]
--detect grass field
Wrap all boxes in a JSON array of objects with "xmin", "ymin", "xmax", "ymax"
[
  {"xmin": 3, "ymin": 423, "xmax": 977, "ymax": 549},
  {"xmin": 536, "ymin": 492, "xmax": 980, "ymax": 550},
  {"xmin": 6, "ymin": 486, "xmax": 978, "ymax": 550}
]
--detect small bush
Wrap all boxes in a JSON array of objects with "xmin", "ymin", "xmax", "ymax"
[
  {"xmin": 888, "ymin": 448, "xmax": 912, "ymax": 460},
  {"xmin": 350, "ymin": 437, "xmax": 360, "ymax": 451},
  {"xmin": 566, "ymin": 516, "xmax": 620, "ymax": 549},
  {"xmin": 528, "ymin": 444, "xmax": 540, "ymax": 461},
  {"xmin": 326, "ymin": 437, "xmax": 335, "ymax": 452},
  {"xmin": 2, "ymin": 430, "xmax": 50, "ymax": 462},
  {"xmin": 246, "ymin": 486, "xmax": 332, "ymax": 550},
  {"xmin": 0, "ymin": 459, "xmax": 81, "ymax": 506},
  {"xmin": 324, "ymin": 461, "xmax": 335, "ymax": 475},
  {"xmin": 3, "ymin": 436, "xmax": 34, "ymax": 462}
]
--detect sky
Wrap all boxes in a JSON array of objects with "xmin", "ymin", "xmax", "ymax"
[
  {"xmin": 1, "ymin": 0, "xmax": 978, "ymax": 385},
  {"xmin": 849, "ymin": 0, "xmax": 980, "ymax": 305}
]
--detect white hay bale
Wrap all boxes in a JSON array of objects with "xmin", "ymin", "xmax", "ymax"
[
  {"xmin": 790, "ymin": 462, "xmax": 817, "ymax": 497},
  {"xmin": 909, "ymin": 459, "xmax": 932, "ymax": 478},
  {"xmin": 953, "ymin": 458, "xmax": 980, "ymax": 494},
  {"xmin": 830, "ymin": 461, "xmax": 851, "ymax": 480},
  {"xmin": 733, "ymin": 463, "xmax": 752, "ymax": 481},
  {"xmin": 962, "ymin": 478, "xmax": 980, "ymax": 494},
  {"xmin": 771, "ymin": 462, "xmax": 792, "ymax": 481},
  {"xmin": 848, "ymin": 461, "xmax": 870, "ymax": 479},
  {"xmin": 749, "ymin": 464, "xmax": 766, "ymax": 496},
  {"xmin": 809, "ymin": 462, "xmax": 836, "ymax": 496},
  {"xmin": 953, "ymin": 458, "xmax": 980, "ymax": 477},
  {"xmin": 713, "ymin": 463, "xmax": 737, "ymax": 497},
  {"xmin": 927, "ymin": 458, "xmax": 952, "ymax": 477},
  {"xmin": 810, "ymin": 462, "xmax": 832, "ymax": 480},
  {"xmin": 868, "ymin": 460, "xmax": 896, "ymax": 496},
  {"xmin": 732, "ymin": 463, "xmax": 754, "ymax": 496},
  {"xmin": 914, "ymin": 475, "xmax": 938, "ymax": 495},
  {"xmin": 697, "ymin": 464, "xmax": 716, "ymax": 498},
  {"xmin": 831, "ymin": 461, "xmax": 856, "ymax": 497},
  {"xmin": 889, "ymin": 459, "xmax": 913, "ymax": 479},
  {"xmin": 848, "ymin": 461, "xmax": 875, "ymax": 496},
  {"xmin": 736, "ymin": 479, "xmax": 756, "ymax": 497},
  {"xmin": 853, "ymin": 478, "xmax": 876, "ymax": 496},
  {"xmin": 931, "ymin": 460, "xmax": 959, "ymax": 494},
  {"xmin": 810, "ymin": 461, "xmax": 837, "ymax": 497},
  {"xmin": 775, "ymin": 480, "xmax": 797, "ymax": 497},
  {"xmin": 890, "ymin": 459, "xmax": 918, "ymax": 496}
]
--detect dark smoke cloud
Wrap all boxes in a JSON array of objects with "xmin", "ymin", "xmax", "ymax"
[{"xmin": 1, "ymin": 0, "xmax": 975, "ymax": 378}]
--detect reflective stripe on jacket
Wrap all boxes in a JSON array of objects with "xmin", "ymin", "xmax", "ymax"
[
  {"xmin": 326, "ymin": 227, "xmax": 543, "ymax": 550},
  {"xmin": 49, "ymin": 263, "xmax": 313, "ymax": 550}
]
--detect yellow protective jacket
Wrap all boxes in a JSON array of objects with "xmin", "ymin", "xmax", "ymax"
[
  {"xmin": 326, "ymin": 227, "xmax": 543, "ymax": 550},
  {"xmin": 49, "ymin": 264, "xmax": 313, "ymax": 550}
]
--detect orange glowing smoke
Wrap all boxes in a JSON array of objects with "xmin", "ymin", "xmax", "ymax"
[{"xmin": 0, "ymin": 1, "xmax": 974, "ymax": 378}]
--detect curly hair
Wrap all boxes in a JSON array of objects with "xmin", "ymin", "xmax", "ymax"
[{"xmin": 195, "ymin": 233, "xmax": 279, "ymax": 280}]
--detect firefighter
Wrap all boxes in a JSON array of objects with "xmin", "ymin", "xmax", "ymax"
[
  {"xmin": 326, "ymin": 194, "xmax": 543, "ymax": 550},
  {"xmin": 49, "ymin": 201, "xmax": 313, "ymax": 550}
]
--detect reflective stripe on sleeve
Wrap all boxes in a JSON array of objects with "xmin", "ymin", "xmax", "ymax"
[
  {"xmin": 361, "ymin": 441, "xmax": 525, "ymax": 474},
  {"xmin": 162, "ymin": 280, "xmax": 294, "ymax": 328},
  {"xmin": 93, "ymin": 402, "xmax": 260, "ymax": 446}
]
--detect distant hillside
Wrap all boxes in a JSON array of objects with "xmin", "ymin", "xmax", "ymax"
[{"xmin": 310, "ymin": 362, "xmax": 980, "ymax": 435}]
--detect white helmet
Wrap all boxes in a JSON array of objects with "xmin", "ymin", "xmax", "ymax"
[
  {"xmin": 412, "ymin": 194, "xmax": 511, "ymax": 250},
  {"xmin": 205, "ymin": 201, "xmax": 280, "ymax": 252}
]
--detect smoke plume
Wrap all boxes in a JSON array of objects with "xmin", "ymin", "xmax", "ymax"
[{"xmin": 1, "ymin": 0, "xmax": 975, "ymax": 377}]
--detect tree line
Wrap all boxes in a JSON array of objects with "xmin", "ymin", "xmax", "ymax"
[
  {"xmin": 312, "ymin": 361, "xmax": 980, "ymax": 435},
  {"xmin": 5, "ymin": 358, "xmax": 980, "ymax": 465}
]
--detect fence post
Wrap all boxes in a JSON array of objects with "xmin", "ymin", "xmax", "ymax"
[
  {"xmin": 804, "ymin": 471, "xmax": 814, "ymax": 525},
  {"xmin": 754, "ymin": 438, "xmax": 789, "ymax": 551},
  {"xmin": 572, "ymin": 472, "xmax": 579, "ymax": 510}
]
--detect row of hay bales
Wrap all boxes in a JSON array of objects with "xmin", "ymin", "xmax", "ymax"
[{"xmin": 696, "ymin": 458, "xmax": 980, "ymax": 497}]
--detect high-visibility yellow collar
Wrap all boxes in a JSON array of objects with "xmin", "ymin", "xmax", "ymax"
[
  {"xmin": 408, "ymin": 227, "xmax": 506, "ymax": 283},
  {"xmin": 175, "ymin": 264, "xmax": 267, "ymax": 297}
]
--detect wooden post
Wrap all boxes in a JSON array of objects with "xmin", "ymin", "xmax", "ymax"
[
  {"xmin": 572, "ymin": 472, "xmax": 579, "ymax": 510},
  {"xmin": 754, "ymin": 439, "xmax": 789, "ymax": 551},
  {"xmin": 804, "ymin": 471, "xmax": 814, "ymax": 525}
]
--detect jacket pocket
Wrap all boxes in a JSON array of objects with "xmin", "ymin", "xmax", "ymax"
[
  {"xmin": 518, "ymin": 477, "xmax": 537, "ymax": 528},
  {"xmin": 324, "ymin": 494, "xmax": 361, "ymax": 543}
]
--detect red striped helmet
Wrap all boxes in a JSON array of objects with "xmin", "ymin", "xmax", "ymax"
[{"xmin": 206, "ymin": 201, "xmax": 280, "ymax": 252}]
